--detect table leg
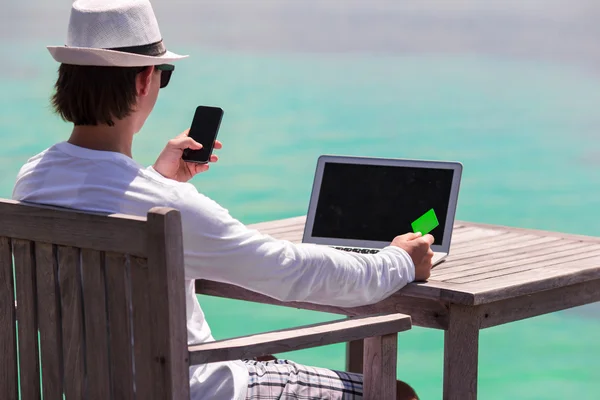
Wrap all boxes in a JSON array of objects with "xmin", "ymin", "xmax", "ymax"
[
  {"xmin": 443, "ymin": 304, "xmax": 480, "ymax": 400},
  {"xmin": 346, "ymin": 339, "xmax": 364, "ymax": 373}
]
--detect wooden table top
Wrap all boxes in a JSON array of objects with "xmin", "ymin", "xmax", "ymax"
[{"xmin": 249, "ymin": 216, "xmax": 600, "ymax": 306}]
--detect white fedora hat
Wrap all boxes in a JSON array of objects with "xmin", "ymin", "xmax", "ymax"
[{"xmin": 47, "ymin": 0, "xmax": 188, "ymax": 67}]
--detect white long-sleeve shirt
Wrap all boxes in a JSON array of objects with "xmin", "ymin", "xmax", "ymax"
[{"xmin": 12, "ymin": 141, "xmax": 415, "ymax": 400}]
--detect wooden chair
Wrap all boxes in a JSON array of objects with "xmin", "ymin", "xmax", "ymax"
[{"xmin": 0, "ymin": 199, "xmax": 412, "ymax": 399}]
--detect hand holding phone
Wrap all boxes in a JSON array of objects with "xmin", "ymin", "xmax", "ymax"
[{"xmin": 182, "ymin": 106, "xmax": 224, "ymax": 164}]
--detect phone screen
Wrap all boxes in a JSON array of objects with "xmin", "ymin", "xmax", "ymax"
[{"xmin": 182, "ymin": 106, "xmax": 224, "ymax": 163}]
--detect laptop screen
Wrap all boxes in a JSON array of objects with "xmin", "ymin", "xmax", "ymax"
[{"xmin": 311, "ymin": 162, "xmax": 454, "ymax": 246}]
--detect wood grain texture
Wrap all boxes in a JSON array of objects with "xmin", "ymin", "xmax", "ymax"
[
  {"xmin": 363, "ymin": 334, "xmax": 398, "ymax": 400},
  {"xmin": 1, "ymin": 202, "xmax": 194, "ymax": 400},
  {"xmin": 449, "ymin": 229, "xmax": 511, "ymax": 248},
  {"xmin": 412, "ymin": 258, "xmax": 600, "ymax": 306},
  {"xmin": 462, "ymin": 219, "xmax": 600, "ymax": 245},
  {"xmin": 441, "ymin": 236, "xmax": 561, "ymax": 266},
  {"xmin": 0, "ymin": 237, "xmax": 18, "ymax": 400},
  {"xmin": 217, "ymin": 216, "xmax": 600, "ymax": 310},
  {"xmin": 145, "ymin": 208, "xmax": 190, "ymax": 400},
  {"xmin": 396, "ymin": 280, "xmax": 476, "ymax": 305},
  {"xmin": 456, "ymin": 248, "xmax": 600, "ymax": 282},
  {"xmin": 13, "ymin": 239, "xmax": 41, "ymax": 400},
  {"xmin": 469, "ymin": 261, "xmax": 600, "ymax": 305},
  {"xmin": 35, "ymin": 243, "xmax": 64, "ymax": 400},
  {"xmin": 58, "ymin": 246, "xmax": 86, "ymax": 400},
  {"xmin": 480, "ymin": 279, "xmax": 600, "ymax": 329},
  {"xmin": 346, "ymin": 339, "xmax": 364, "ymax": 373},
  {"xmin": 189, "ymin": 313, "xmax": 410, "ymax": 365},
  {"xmin": 443, "ymin": 305, "xmax": 480, "ymax": 400},
  {"xmin": 197, "ymin": 280, "xmax": 449, "ymax": 329},
  {"xmin": 440, "ymin": 243, "xmax": 596, "ymax": 282},
  {"xmin": 81, "ymin": 249, "xmax": 111, "ymax": 400},
  {"xmin": 433, "ymin": 239, "xmax": 582, "ymax": 277},
  {"xmin": 446, "ymin": 226, "xmax": 478, "ymax": 239},
  {"xmin": 105, "ymin": 252, "xmax": 135, "ymax": 399},
  {"xmin": 449, "ymin": 233, "xmax": 536, "ymax": 254},
  {"xmin": 0, "ymin": 199, "xmax": 147, "ymax": 257},
  {"xmin": 400, "ymin": 241, "xmax": 599, "ymax": 305},
  {"xmin": 130, "ymin": 255, "xmax": 154, "ymax": 400}
]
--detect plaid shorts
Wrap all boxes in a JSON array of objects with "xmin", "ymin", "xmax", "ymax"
[{"xmin": 243, "ymin": 359, "xmax": 363, "ymax": 400}]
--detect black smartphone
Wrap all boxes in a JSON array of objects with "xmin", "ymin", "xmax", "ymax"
[{"xmin": 182, "ymin": 106, "xmax": 224, "ymax": 164}]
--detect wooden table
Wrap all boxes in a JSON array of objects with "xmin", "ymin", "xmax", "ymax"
[{"xmin": 196, "ymin": 216, "xmax": 600, "ymax": 399}]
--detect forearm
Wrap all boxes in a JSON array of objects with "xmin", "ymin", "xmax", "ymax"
[
  {"xmin": 175, "ymin": 189, "xmax": 415, "ymax": 308},
  {"xmin": 270, "ymin": 241, "xmax": 415, "ymax": 306},
  {"xmin": 186, "ymin": 231, "xmax": 415, "ymax": 308}
]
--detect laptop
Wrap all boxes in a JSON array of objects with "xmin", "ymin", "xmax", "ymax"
[{"xmin": 302, "ymin": 155, "xmax": 463, "ymax": 266}]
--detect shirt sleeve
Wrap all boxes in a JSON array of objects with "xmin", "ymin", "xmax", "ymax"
[{"xmin": 172, "ymin": 183, "xmax": 416, "ymax": 308}]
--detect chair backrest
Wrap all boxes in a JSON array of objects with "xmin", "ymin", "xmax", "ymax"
[{"xmin": 0, "ymin": 199, "xmax": 189, "ymax": 400}]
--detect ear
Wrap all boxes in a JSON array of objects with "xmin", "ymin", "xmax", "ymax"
[{"xmin": 136, "ymin": 66, "xmax": 155, "ymax": 96}]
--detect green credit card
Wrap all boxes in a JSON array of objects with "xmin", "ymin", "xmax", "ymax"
[{"xmin": 411, "ymin": 208, "xmax": 439, "ymax": 235}]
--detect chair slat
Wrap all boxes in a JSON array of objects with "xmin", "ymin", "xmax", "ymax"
[
  {"xmin": 13, "ymin": 239, "xmax": 41, "ymax": 400},
  {"xmin": 105, "ymin": 252, "xmax": 135, "ymax": 399},
  {"xmin": 130, "ymin": 256, "xmax": 154, "ymax": 400},
  {"xmin": 363, "ymin": 333, "xmax": 398, "ymax": 399},
  {"xmin": 0, "ymin": 237, "xmax": 18, "ymax": 400},
  {"xmin": 2, "ymin": 203, "xmax": 188, "ymax": 400},
  {"xmin": 81, "ymin": 249, "xmax": 111, "ymax": 400},
  {"xmin": 58, "ymin": 246, "xmax": 85, "ymax": 400},
  {"xmin": 145, "ymin": 209, "xmax": 190, "ymax": 400},
  {"xmin": 35, "ymin": 243, "xmax": 63, "ymax": 400},
  {"xmin": 0, "ymin": 200, "xmax": 147, "ymax": 257}
]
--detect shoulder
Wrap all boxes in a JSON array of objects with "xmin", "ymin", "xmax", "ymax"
[
  {"xmin": 139, "ymin": 167, "xmax": 228, "ymax": 215},
  {"xmin": 16, "ymin": 146, "xmax": 52, "ymax": 172},
  {"xmin": 13, "ymin": 146, "xmax": 56, "ymax": 190}
]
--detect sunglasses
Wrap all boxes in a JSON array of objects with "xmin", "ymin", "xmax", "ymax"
[
  {"xmin": 137, "ymin": 64, "xmax": 175, "ymax": 89},
  {"xmin": 155, "ymin": 64, "xmax": 175, "ymax": 89}
]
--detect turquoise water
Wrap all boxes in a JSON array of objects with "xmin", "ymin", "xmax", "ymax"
[{"xmin": 3, "ymin": 4, "xmax": 600, "ymax": 397}]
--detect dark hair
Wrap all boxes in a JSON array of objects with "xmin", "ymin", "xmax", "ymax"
[{"xmin": 51, "ymin": 64, "xmax": 144, "ymax": 126}]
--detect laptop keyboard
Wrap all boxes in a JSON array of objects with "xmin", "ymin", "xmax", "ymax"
[{"xmin": 333, "ymin": 247, "xmax": 380, "ymax": 254}]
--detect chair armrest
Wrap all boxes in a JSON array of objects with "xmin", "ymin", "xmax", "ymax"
[{"xmin": 188, "ymin": 313, "xmax": 411, "ymax": 365}]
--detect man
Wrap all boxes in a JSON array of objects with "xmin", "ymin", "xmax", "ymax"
[{"xmin": 13, "ymin": 1, "xmax": 433, "ymax": 399}]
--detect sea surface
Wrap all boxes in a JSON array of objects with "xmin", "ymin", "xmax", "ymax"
[{"xmin": 1, "ymin": 1, "xmax": 600, "ymax": 398}]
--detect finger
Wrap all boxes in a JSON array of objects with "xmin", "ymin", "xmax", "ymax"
[
  {"xmin": 176, "ymin": 129, "xmax": 191, "ymax": 139},
  {"xmin": 197, "ymin": 164, "xmax": 210, "ymax": 173},
  {"xmin": 171, "ymin": 137, "xmax": 202, "ymax": 150},
  {"xmin": 213, "ymin": 140, "xmax": 223, "ymax": 150},
  {"xmin": 397, "ymin": 232, "xmax": 422, "ymax": 241},
  {"xmin": 421, "ymin": 234, "xmax": 435, "ymax": 245},
  {"xmin": 189, "ymin": 162, "xmax": 209, "ymax": 175},
  {"xmin": 199, "ymin": 163, "xmax": 210, "ymax": 173},
  {"xmin": 210, "ymin": 154, "xmax": 219, "ymax": 163}
]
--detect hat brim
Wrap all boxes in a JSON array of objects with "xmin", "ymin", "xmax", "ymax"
[{"xmin": 47, "ymin": 46, "xmax": 188, "ymax": 67}]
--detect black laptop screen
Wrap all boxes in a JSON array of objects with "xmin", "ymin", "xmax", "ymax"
[{"xmin": 311, "ymin": 162, "xmax": 454, "ymax": 245}]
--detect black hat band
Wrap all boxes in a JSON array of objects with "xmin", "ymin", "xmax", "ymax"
[{"xmin": 108, "ymin": 40, "xmax": 166, "ymax": 57}]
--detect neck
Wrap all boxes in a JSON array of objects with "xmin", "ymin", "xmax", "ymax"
[{"xmin": 68, "ymin": 121, "xmax": 136, "ymax": 157}]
